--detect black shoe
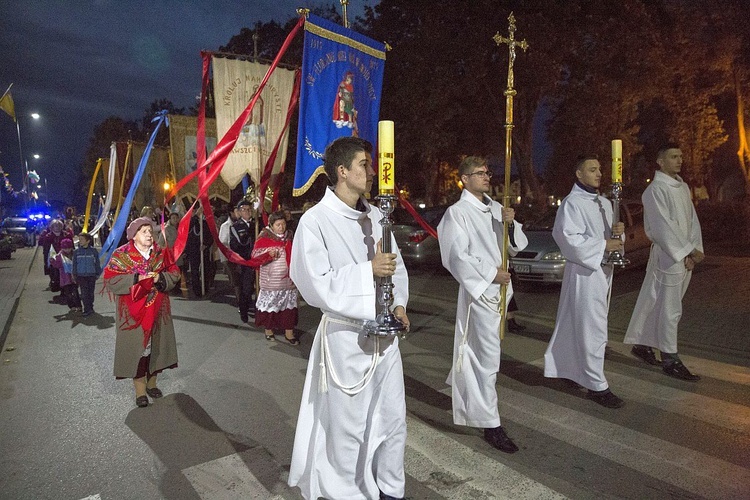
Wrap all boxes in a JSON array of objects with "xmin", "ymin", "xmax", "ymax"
[
  {"xmin": 135, "ymin": 395, "xmax": 149, "ymax": 408},
  {"xmin": 240, "ymin": 313, "xmax": 249, "ymax": 323},
  {"xmin": 663, "ymin": 360, "xmax": 700, "ymax": 381},
  {"xmin": 483, "ymin": 426, "xmax": 519, "ymax": 453},
  {"xmin": 379, "ymin": 492, "xmax": 404, "ymax": 500},
  {"xmin": 587, "ymin": 389, "xmax": 625, "ymax": 408},
  {"xmin": 146, "ymin": 387, "xmax": 163, "ymax": 398},
  {"xmin": 507, "ymin": 318, "xmax": 526, "ymax": 332},
  {"xmin": 631, "ymin": 345, "xmax": 660, "ymax": 366}
]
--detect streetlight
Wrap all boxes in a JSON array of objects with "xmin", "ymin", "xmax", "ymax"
[
  {"xmin": 31, "ymin": 113, "xmax": 40, "ymax": 120},
  {"xmin": 32, "ymin": 153, "xmax": 40, "ymax": 159}
]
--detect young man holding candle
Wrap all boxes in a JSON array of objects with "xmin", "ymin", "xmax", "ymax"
[
  {"xmin": 625, "ymin": 143, "xmax": 704, "ymax": 381},
  {"xmin": 437, "ymin": 156, "xmax": 528, "ymax": 453},
  {"xmin": 287, "ymin": 136, "xmax": 410, "ymax": 500},
  {"xmin": 543, "ymin": 156, "xmax": 626, "ymax": 408}
]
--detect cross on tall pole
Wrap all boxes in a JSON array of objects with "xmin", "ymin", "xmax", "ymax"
[{"xmin": 492, "ymin": 12, "xmax": 528, "ymax": 341}]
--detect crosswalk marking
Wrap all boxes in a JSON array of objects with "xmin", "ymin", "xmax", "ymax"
[
  {"xmin": 525, "ymin": 357, "xmax": 750, "ymax": 432},
  {"xmin": 182, "ymin": 452, "xmax": 284, "ymax": 500},
  {"xmin": 405, "ymin": 415, "xmax": 566, "ymax": 499},
  {"xmin": 497, "ymin": 386, "xmax": 750, "ymax": 499}
]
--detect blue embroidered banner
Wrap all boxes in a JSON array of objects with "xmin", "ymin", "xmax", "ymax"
[
  {"xmin": 99, "ymin": 111, "xmax": 169, "ymax": 270},
  {"xmin": 293, "ymin": 14, "xmax": 386, "ymax": 196}
]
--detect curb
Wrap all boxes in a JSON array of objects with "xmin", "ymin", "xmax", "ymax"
[{"xmin": 0, "ymin": 245, "xmax": 39, "ymax": 351}]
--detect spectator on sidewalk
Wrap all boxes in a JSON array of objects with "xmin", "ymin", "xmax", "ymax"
[
  {"xmin": 39, "ymin": 219, "xmax": 73, "ymax": 293},
  {"xmin": 252, "ymin": 210, "xmax": 298, "ymax": 344},
  {"xmin": 50, "ymin": 238, "xmax": 81, "ymax": 313},
  {"xmin": 72, "ymin": 232, "xmax": 101, "ymax": 317},
  {"xmin": 625, "ymin": 143, "xmax": 704, "ymax": 381},
  {"xmin": 104, "ymin": 216, "xmax": 181, "ymax": 408},
  {"xmin": 543, "ymin": 156, "xmax": 625, "ymax": 409}
]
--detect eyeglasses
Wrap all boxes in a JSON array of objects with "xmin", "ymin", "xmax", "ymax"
[{"xmin": 466, "ymin": 170, "xmax": 493, "ymax": 178}]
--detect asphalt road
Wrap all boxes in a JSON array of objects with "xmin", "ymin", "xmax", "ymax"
[{"xmin": 0, "ymin": 252, "xmax": 748, "ymax": 499}]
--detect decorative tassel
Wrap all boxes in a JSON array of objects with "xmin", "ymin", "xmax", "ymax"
[{"xmin": 318, "ymin": 360, "xmax": 328, "ymax": 393}]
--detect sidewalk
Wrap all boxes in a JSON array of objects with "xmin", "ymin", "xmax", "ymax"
[{"xmin": 0, "ymin": 245, "xmax": 38, "ymax": 350}]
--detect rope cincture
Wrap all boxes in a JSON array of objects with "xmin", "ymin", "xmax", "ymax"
[{"xmin": 318, "ymin": 314, "xmax": 382, "ymax": 395}]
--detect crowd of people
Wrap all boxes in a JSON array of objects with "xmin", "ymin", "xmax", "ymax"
[{"xmin": 27, "ymin": 137, "xmax": 703, "ymax": 500}]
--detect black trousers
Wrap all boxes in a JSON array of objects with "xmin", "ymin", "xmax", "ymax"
[
  {"xmin": 77, "ymin": 276, "xmax": 97, "ymax": 313},
  {"xmin": 237, "ymin": 265, "xmax": 256, "ymax": 318}
]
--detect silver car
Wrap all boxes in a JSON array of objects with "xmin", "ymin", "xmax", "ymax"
[
  {"xmin": 510, "ymin": 201, "xmax": 651, "ymax": 283},
  {"xmin": 392, "ymin": 205, "xmax": 447, "ymax": 268}
]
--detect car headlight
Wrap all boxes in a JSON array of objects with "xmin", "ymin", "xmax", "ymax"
[{"xmin": 542, "ymin": 251, "xmax": 566, "ymax": 261}]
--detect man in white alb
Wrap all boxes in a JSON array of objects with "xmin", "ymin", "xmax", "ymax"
[
  {"xmin": 437, "ymin": 156, "xmax": 528, "ymax": 453},
  {"xmin": 625, "ymin": 143, "xmax": 704, "ymax": 381},
  {"xmin": 544, "ymin": 156, "xmax": 626, "ymax": 408},
  {"xmin": 288, "ymin": 136, "xmax": 410, "ymax": 500}
]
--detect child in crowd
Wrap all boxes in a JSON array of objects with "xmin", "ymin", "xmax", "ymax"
[
  {"xmin": 50, "ymin": 238, "xmax": 81, "ymax": 313},
  {"xmin": 72, "ymin": 232, "xmax": 101, "ymax": 316}
]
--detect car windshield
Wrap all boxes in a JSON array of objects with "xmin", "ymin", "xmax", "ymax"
[{"xmin": 526, "ymin": 207, "xmax": 558, "ymax": 231}]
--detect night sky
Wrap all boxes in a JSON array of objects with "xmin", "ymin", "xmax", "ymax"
[{"xmin": 0, "ymin": 0, "xmax": 374, "ymax": 207}]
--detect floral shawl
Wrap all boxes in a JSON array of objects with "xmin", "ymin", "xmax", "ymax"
[{"xmin": 104, "ymin": 241, "xmax": 177, "ymax": 347}]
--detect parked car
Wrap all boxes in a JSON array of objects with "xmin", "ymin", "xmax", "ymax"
[
  {"xmin": 509, "ymin": 200, "xmax": 651, "ymax": 284},
  {"xmin": 392, "ymin": 205, "xmax": 448, "ymax": 268},
  {"xmin": 1, "ymin": 215, "xmax": 29, "ymax": 248}
]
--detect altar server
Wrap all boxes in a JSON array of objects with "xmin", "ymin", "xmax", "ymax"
[
  {"xmin": 625, "ymin": 143, "xmax": 704, "ymax": 381},
  {"xmin": 288, "ymin": 136, "xmax": 410, "ymax": 500},
  {"xmin": 438, "ymin": 156, "xmax": 528, "ymax": 453},
  {"xmin": 543, "ymin": 156, "xmax": 625, "ymax": 408}
]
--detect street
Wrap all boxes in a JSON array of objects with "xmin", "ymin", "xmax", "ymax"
[{"xmin": 1, "ymin": 247, "xmax": 749, "ymax": 499}]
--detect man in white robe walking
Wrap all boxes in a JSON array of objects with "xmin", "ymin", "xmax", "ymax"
[
  {"xmin": 437, "ymin": 156, "xmax": 528, "ymax": 453},
  {"xmin": 544, "ymin": 156, "xmax": 626, "ymax": 408},
  {"xmin": 625, "ymin": 143, "xmax": 704, "ymax": 381},
  {"xmin": 288, "ymin": 136, "xmax": 410, "ymax": 500}
]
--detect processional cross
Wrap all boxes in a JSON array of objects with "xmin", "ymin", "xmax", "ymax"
[{"xmin": 492, "ymin": 12, "xmax": 528, "ymax": 340}]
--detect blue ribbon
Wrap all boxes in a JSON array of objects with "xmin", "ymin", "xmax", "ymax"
[{"xmin": 98, "ymin": 110, "xmax": 170, "ymax": 271}]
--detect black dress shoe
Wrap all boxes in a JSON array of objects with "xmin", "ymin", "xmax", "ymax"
[
  {"xmin": 587, "ymin": 389, "xmax": 625, "ymax": 408},
  {"xmin": 631, "ymin": 345, "xmax": 661, "ymax": 366},
  {"xmin": 483, "ymin": 426, "xmax": 519, "ymax": 453},
  {"xmin": 663, "ymin": 360, "xmax": 700, "ymax": 381},
  {"xmin": 240, "ymin": 313, "xmax": 249, "ymax": 323},
  {"xmin": 146, "ymin": 387, "xmax": 163, "ymax": 398},
  {"xmin": 136, "ymin": 396, "xmax": 149, "ymax": 408},
  {"xmin": 507, "ymin": 318, "xmax": 526, "ymax": 332}
]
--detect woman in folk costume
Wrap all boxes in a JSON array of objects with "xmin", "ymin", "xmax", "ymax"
[
  {"xmin": 104, "ymin": 216, "xmax": 181, "ymax": 408},
  {"xmin": 251, "ymin": 210, "xmax": 299, "ymax": 344}
]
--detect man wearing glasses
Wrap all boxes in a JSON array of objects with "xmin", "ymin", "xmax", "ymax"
[{"xmin": 437, "ymin": 156, "xmax": 528, "ymax": 453}]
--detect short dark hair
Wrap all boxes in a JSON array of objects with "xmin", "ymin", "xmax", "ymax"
[
  {"xmin": 657, "ymin": 143, "xmax": 681, "ymax": 160},
  {"xmin": 78, "ymin": 232, "xmax": 92, "ymax": 242},
  {"xmin": 268, "ymin": 210, "xmax": 286, "ymax": 227},
  {"xmin": 459, "ymin": 156, "xmax": 487, "ymax": 177},
  {"xmin": 323, "ymin": 137, "xmax": 373, "ymax": 185},
  {"xmin": 575, "ymin": 155, "xmax": 599, "ymax": 171}
]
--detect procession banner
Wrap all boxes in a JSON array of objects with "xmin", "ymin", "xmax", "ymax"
[
  {"xmin": 293, "ymin": 14, "xmax": 386, "ymax": 196},
  {"xmin": 167, "ymin": 114, "xmax": 229, "ymax": 203},
  {"xmin": 212, "ymin": 57, "xmax": 295, "ymax": 189}
]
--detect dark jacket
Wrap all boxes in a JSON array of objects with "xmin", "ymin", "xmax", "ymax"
[
  {"xmin": 230, "ymin": 218, "xmax": 255, "ymax": 260},
  {"xmin": 72, "ymin": 245, "xmax": 102, "ymax": 277}
]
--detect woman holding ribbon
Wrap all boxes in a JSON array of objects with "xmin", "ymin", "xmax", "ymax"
[
  {"xmin": 252, "ymin": 210, "xmax": 299, "ymax": 344},
  {"xmin": 104, "ymin": 216, "xmax": 181, "ymax": 408}
]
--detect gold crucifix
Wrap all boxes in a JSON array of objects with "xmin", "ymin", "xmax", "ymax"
[
  {"xmin": 492, "ymin": 12, "xmax": 528, "ymax": 341},
  {"xmin": 493, "ymin": 12, "xmax": 528, "ymax": 93}
]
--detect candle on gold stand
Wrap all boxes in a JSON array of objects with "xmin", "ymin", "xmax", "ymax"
[
  {"xmin": 604, "ymin": 139, "xmax": 629, "ymax": 268},
  {"xmin": 366, "ymin": 120, "xmax": 406, "ymax": 337}
]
